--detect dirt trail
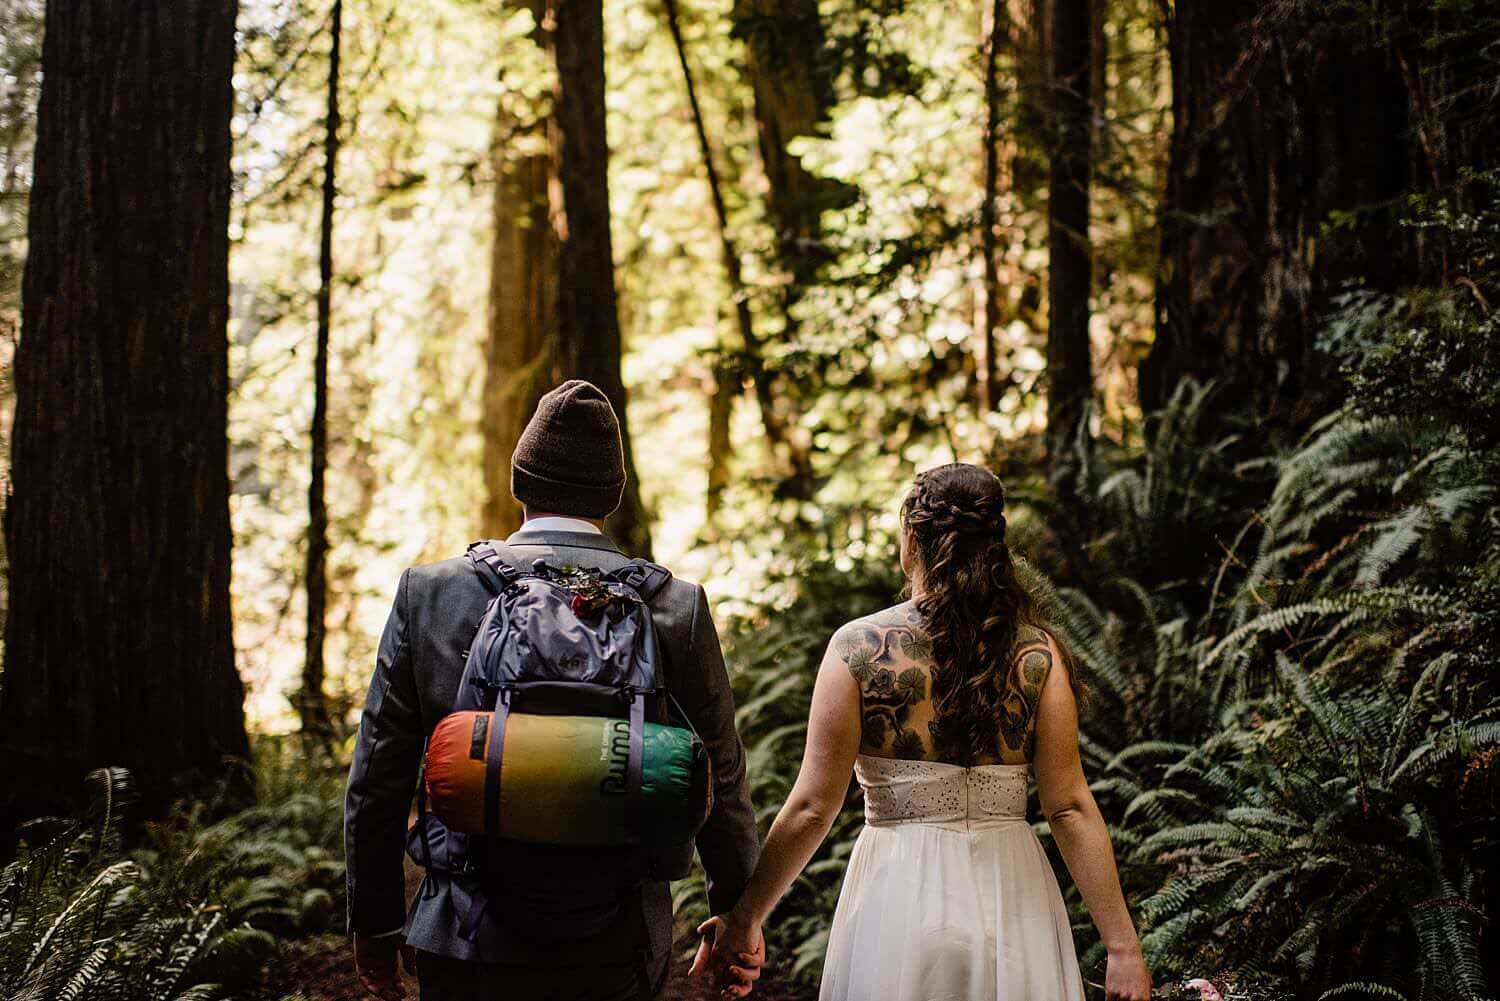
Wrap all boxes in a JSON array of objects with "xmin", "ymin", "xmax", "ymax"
[
  {"xmin": 261, "ymin": 933, "xmax": 805, "ymax": 1001},
  {"xmin": 258, "ymin": 859, "xmax": 810, "ymax": 1000}
]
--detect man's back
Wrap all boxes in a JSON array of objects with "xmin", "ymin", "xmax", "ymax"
[{"xmin": 344, "ymin": 525, "xmax": 758, "ymax": 997}]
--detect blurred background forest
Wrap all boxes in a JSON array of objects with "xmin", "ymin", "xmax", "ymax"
[{"xmin": 0, "ymin": 0, "xmax": 1498, "ymax": 998}]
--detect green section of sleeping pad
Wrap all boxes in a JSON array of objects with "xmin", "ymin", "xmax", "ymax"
[{"xmin": 498, "ymin": 713, "xmax": 706, "ymax": 847}]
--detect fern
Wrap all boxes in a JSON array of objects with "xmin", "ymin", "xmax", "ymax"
[{"xmin": 1, "ymin": 745, "xmax": 346, "ymax": 1001}]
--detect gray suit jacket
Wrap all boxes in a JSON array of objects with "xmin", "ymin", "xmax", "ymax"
[{"xmin": 344, "ymin": 528, "xmax": 759, "ymax": 968}]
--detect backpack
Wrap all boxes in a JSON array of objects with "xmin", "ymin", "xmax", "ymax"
[{"xmin": 410, "ymin": 540, "xmax": 711, "ymax": 955}]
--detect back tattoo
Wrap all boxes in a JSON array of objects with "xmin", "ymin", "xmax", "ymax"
[{"xmin": 835, "ymin": 605, "xmax": 1054, "ymax": 764}]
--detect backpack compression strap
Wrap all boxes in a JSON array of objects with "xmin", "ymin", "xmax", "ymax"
[
  {"xmin": 483, "ymin": 687, "xmax": 511, "ymax": 840},
  {"xmin": 457, "ymin": 684, "xmax": 512, "ymax": 943},
  {"xmin": 466, "ymin": 540, "xmax": 522, "ymax": 596},
  {"xmin": 611, "ymin": 560, "xmax": 668, "ymax": 826},
  {"xmin": 626, "ymin": 689, "xmax": 645, "ymax": 824}
]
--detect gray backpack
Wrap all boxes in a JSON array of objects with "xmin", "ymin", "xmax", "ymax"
[{"xmin": 410, "ymin": 540, "xmax": 709, "ymax": 961}]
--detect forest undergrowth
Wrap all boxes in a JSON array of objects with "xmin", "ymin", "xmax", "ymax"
[{"xmin": 3, "ymin": 178, "xmax": 1498, "ymax": 1001}]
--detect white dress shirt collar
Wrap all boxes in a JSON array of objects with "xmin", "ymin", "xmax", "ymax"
[{"xmin": 520, "ymin": 515, "xmax": 603, "ymax": 535}]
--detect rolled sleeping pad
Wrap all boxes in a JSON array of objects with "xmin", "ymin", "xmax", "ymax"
[{"xmin": 425, "ymin": 711, "xmax": 712, "ymax": 848}]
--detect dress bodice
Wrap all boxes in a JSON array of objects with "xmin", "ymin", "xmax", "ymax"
[{"xmin": 855, "ymin": 754, "xmax": 1029, "ymax": 829}]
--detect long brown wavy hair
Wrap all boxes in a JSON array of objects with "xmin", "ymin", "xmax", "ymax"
[{"xmin": 901, "ymin": 463, "xmax": 1079, "ymax": 764}]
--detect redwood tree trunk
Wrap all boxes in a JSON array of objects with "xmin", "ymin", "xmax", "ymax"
[
  {"xmin": 1046, "ymin": 0, "xmax": 1093, "ymax": 475},
  {"xmin": 481, "ymin": 0, "xmax": 559, "ymax": 539},
  {"xmin": 731, "ymin": 0, "xmax": 833, "ymax": 496},
  {"xmin": 1139, "ymin": 1, "xmax": 1409, "ymax": 422},
  {"xmin": 733, "ymin": 0, "xmax": 834, "ymax": 295},
  {"xmin": 551, "ymin": 0, "xmax": 651, "ymax": 556},
  {"xmin": 0, "ymin": 0, "xmax": 249, "ymax": 824},
  {"xmin": 979, "ymin": 0, "xmax": 1006, "ymax": 411}
]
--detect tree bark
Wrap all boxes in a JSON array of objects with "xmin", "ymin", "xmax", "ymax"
[
  {"xmin": 1139, "ymin": 1, "xmax": 1409, "ymax": 422},
  {"xmin": 707, "ymin": 367, "xmax": 733, "ymax": 521},
  {"xmin": 1005, "ymin": 0, "xmax": 1049, "ymax": 348},
  {"xmin": 1046, "ymin": 0, "xmax": 1093, "ymax": 476},
  {"xmin": 551, "ymin": 0, "xmax": 651, "ymax": 556},
  {"xmin": 481, "ymin": 0, "xmax": 559, "ymax": 539},
  {"xmin": 732, "ymin": 0, "xmax": 834, "ymax": 295},
  {"xmin": 0, "ymin": 0, "xmax": 249, "ymax": 824},
  {"xmin": 301, "ymin": 0, "xmax": 341, "ymax": 742},
  {"xmin": 1010, "ymin": 0, "xmax": 1051, "ymax": 204},
  {"xmin": 731, "ymin": 0, "xmax": 831, "ymax": 497},
  {"xmin": 979, "ymin": 0, "xmax": 1007, "ymax": 412}
]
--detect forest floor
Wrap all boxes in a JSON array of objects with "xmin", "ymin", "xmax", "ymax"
[
  {"xmin": 257, "ymin": 933, "xmax": 810, "ymax": 1000},
  {"xmin": 254, "ymin": 856, "xmax": 812, "ymax": 1000}
]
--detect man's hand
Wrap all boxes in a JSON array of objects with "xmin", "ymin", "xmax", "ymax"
[
  {"xmin": 354, "ymin": 932, "xmax": 417, "ymax": 1001},
  {"xmin": 688, "ymin": 913, "xmax": 765, "ymax": 999}
]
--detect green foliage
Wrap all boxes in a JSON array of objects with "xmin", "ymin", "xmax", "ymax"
[
  {"xmin": 1045, "ymin": 185, "xmax": 1500, "ymax": 997},
  {"xmin": 0, "ymin": 744, "xmax": 346, "ymax": 1001},
  {"xmin": 716, "ymin": 193, "xmax": 1500, "ymax": 993}
]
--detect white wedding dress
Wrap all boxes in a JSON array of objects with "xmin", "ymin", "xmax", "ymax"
[{"xmin": 818, "ymin": 755, "xmax": 1087, "ymax": 1001}]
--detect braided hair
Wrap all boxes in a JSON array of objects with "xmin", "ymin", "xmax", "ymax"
[{"xmin": 901, "ymin": 463, "xmax": 1072, "ymax": 764}]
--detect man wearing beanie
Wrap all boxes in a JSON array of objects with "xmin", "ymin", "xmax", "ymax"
[{"xmin": 345, "ymin": 380, "xmax": 760, "ymax": 1000}]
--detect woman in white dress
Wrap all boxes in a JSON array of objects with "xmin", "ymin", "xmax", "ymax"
[{"xmin": 693, "ymin": 463, "xmax": 1152, "ymax": 1001}]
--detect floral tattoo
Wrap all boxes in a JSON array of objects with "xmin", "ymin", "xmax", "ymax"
[
  {"xmin": 839, "ymin": 613, "xmax": 1055, "ymax": 762},
  {"xmin": 837, "ymin": 610, "xmax": 933, "ymax": 759}
]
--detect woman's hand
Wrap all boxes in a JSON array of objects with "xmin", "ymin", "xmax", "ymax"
[
  {"xmin": 688, "ymin": 913, "xmax": 765, "ymax": 999},
  {"xmin": 1104, "ymin": 946, "xmax": 1152, "ymax": 1001}
]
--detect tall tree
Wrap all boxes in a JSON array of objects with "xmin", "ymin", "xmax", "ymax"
[
  {"xmin": 732, "ymin": 0, "xmax": 835, "ymax": 298},
  {"xmin": 1140, "ymin": 1, "xmax": 1410, "ymax": 422},
  {"xmin": 481, "ymin": 0, "xmax": 648, "ymax": 551},
  {"xmin": 1046, "ymin": 0, "xmax": 1093, "ymax": 475},
  {"xmin": 481, "ymin": 0, "xmax": 558, "ymax": 539},
  {"xmin": 730, "ymin": 0, "xmax": 836, "ymax": 496},
  {"xmin": 979, "ymin": 0, "xmax": 1007, "ymax": 412},
  {"xmin": 1011, "ymin": 0, "xmax": 1051, "ymax": 206},
  {"xmin": 662, "ymin": 0, "xmax": 803, "ymax": 512},
  {"xmin": 0, "ymin": 0, "xmax": 249, "ymax": 823},
  {"xmin": 300, "ymin": 0, "xmax": 342, "ymax": 740},
  {"xmin": 551, "ymin": 0, "xmax": 651, "ymax": 555}
]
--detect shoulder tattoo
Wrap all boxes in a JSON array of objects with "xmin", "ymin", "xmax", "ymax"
[
  {"xmin": 1008, "ymin": 639, "xmax": 1054, "ymax": 757},
  {"xmin": 837, "ymin": 615, "xmax": 934, "ymax": 759}
]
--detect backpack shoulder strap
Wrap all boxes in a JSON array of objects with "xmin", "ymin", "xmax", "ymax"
[
  {"xmin": 465, "ymin": 539, "xmax": 522, "ymax": 596},
  {"xmin": 609, "ymin": 559, "xmax": 673, "ymax": 602}
]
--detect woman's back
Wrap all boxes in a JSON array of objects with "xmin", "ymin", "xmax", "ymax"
[
  {"xmin": 837, "ymin": 601, "xmax": 1054, "ymax": 767},
  {"xmin": 820, "ymin": 607, "xmax": 1085, "ymax": 1001}
]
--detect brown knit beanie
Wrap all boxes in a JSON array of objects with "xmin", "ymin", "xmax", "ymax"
[{"xmin": 511, "ymin": 380, "xmax": 626, "ymax": 519}]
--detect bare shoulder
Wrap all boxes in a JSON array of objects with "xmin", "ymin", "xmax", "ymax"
[
  {"xmin": 1013, "ymin": 624, "xmax": 1062, "ymax": 702},
  {"xmin": 830, "ymin": 603, "xmax": 936, "ymax": 759},
  {"xmin": 830, "ymin": 603, "xmax": 934, "ymax": 677}
]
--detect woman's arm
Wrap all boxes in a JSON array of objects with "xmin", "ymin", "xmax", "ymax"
[
  {"xmin": 1032, "ymin": 636, "xmax": 1151, "ymax": 1001},
  {"xmin": 734, "ymin": 626, "xmax": 862, "ymax": 925},
  {"xmin": 691, "ymin": 625, "xmax": 862, "ymax": 989}
]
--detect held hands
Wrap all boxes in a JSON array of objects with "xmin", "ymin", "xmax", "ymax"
[
  {"xmin": 688, "ymin": 911, "xmax": 765, "ymax": 999},
  {"xmin": 354, "ymin": 933, "xmax": 417, "ymax": 1000}
]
